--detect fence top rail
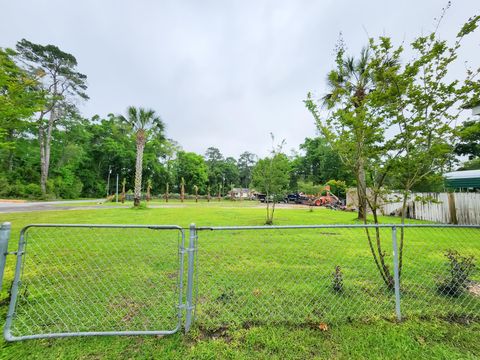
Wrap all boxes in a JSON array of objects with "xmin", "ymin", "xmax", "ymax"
[
  {"xmin": 20, "ymin": 224, "xmax": 183, "ymax": 235},
  {"xmin": 196, "ymin": 224, "xmax": 480, "ymax": 231},
  {"xmin": 15, "ymin": 223, "xmax": 480, "ymax": 233}
]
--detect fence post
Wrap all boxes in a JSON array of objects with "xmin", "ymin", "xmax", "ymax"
[
  {"xmin": 392, "ymin": 225, "xmax": 402, "ymax": 321},
  {"xmin": 185, "ymin": 223, "xmax": 196, "ymax": 332},
  {"xmin": 0, "ymin": 222, "xmax": 11, "ymax": 292}
]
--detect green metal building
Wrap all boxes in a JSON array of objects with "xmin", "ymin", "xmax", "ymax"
[{"xmin": 444, "ymin": 170, "xmax": 480, "ymax": 191}]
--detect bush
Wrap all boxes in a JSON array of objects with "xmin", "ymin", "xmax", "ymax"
[
  {"xmin": 332, "ymin": 265, "xmax": 344, "ymax": 293},
  {"xmin": 52, "ymin": 176, "xmax": 83, "ymax": 199},
  {"xmin": 0, "ymin": 177, "xmax": 11, "ymax": 198},
  {"xmin": 438, "ymin": 249, "xmax": 476, "ymax": 297},
  {"xmin": 24, "ymin": 183, "xmax": 42, "ymax": 199},
  {"xmin": 6, "ymin": 181, "xmax": 26, "ymax": 198},
  {"xmin": 297, "ymin": 181, "xmax": 323, "ymax": 195},
  {"xmin": 324, "ymin": 179, "xmax": 347, "ymax": 198}
]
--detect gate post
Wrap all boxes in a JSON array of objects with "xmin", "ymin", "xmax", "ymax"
[
  {"xmin": 185, "ymin": 223, "xmax": 196, "ymax": 332},
  {"xmin": 392, "ymin": 225, "xmax": 402, "ymax": 321},
  {"xmin": 0, "ymin": 222, "xmax": 11, "ymax": 292}
]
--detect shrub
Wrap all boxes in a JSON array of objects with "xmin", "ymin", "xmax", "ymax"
[
  {"xmin": 6, "ymin": 181, "xmax": 26, "ymax": 198},
  {"xmin": 24, "ymin": 183, "xmax": 42, "ymax": 199},
  {"xmin": 438, "ymin": 249, "xmax": 476, "ymax": 297},
  {"xmin": 0, "ymin": 177, "xmax": 11, "ymax": 198},
  {"xmin": 297, "ymin": 181, "xmax": 323, "ymax": 195},
  {"xmin": 332, "ymin": 265, "xmax": 344, "ymax": 293}
]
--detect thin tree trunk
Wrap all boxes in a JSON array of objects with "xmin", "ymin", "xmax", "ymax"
[
  {"xmin": 39, "ymin": 126, "xmax": 47, "ymax": 195},
  {"xmin": 7, "ymin": 129, "xmax": 14, "ymax": 172},
  {"xmin": 146, "ymin": 184, "xmax": 151, "ymax": 202},
  {"xmin": 165, "ymin": 182, "xmax": 169, "ymax": 203},
  {"xmin": 39, "ymin": 79, "xmax": 58, "ymax": 197},
  {"xmin": 180, "ymin": 179, "xmax": 185, "ymax": 203},
  {"xmin": 398, "ymin": 191, "xmax": 410, "ymax": 279},
  {"xmin": 270, "ymin": 201, "xmax": 276, "ymax": 225},
  {"xmin": 357, "ymin": 159, "xmax": 367, "ymax": 221},
  {"xmin": 134, "ymin": 139, "xmax": 145, "ymax": 207},
  {"xmin": 265, "ymin": 191, "xmax": 272, "ymax": 225},
  {"xmin": 8, "ymin": 150, "xmax": 13, "ymax": 172},
  {"xmin": 372, "ymin": 208, "xmax": 394, "ymax": 289}
]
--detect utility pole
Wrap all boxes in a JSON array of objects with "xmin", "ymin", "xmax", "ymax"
[
  {"xmin": 116, "ymin": 174, "xmax": 119, "ymax": 203},
  {"xmin": 106, "ymin": 165, "xmax": 112, "ymax": 197}
]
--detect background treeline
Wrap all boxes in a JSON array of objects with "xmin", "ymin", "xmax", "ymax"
[
  {"xmin": 1, "ymin": 21, "xmax": 479, "ymax": 201},
  {"xmin": 0, "ymin": 104, "xmax": 354, "ymax": 199}
]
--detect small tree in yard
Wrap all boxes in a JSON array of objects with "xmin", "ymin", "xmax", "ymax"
[
  {"xmin": 252, "ymin": 137, "xmax": 290, "ymax": 225},
  {"xmin": 306, "ymin": 11, "xmax": 480, "ymax": 290},
  {"xmin": 117, "ymin": 107, "xmax": 165, "ymax": 207},
  {"xmin": 366, "ymin": 13, "xmax": 480, "ymax": 283}
]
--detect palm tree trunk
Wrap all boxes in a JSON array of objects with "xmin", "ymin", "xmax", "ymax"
[{"xmin": 134, "ymin": 139, "xmax": 145, "ymax": 207}]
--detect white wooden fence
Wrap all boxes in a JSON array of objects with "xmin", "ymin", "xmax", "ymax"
[{"xmin": 346, "ymin": 190, "xmax": 480, "ymax": 225}]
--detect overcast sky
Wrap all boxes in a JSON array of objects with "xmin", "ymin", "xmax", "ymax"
[{"xmin": 1, "ymin": 0, "xmax": 479, "ymax": 158}]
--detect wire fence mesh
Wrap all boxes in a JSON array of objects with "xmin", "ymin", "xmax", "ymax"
[
  {"xmin": 193, "ymin": 225, "xmax": 480, "ymax": 330},
  {"xmin": 399, "ymin": 226, "xmax": 480, "ymax": 322},
  {"xmin": 5, "ymin": 225, "xmax": 184, "ymax": 340}
]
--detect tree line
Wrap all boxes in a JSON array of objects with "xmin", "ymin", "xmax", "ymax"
[
  {"xmin": 0, "ymin": 40, "xmax": 352, "ymax": 201},
  {"xmin": 1, "ymin": 9, "xmax": 479, "ymax": 217}
]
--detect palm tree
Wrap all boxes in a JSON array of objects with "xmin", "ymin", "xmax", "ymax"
[
  {"xmin": 323, "ymin": 47, "xmax": 373, "ymax": 221},
  {"xmin": 146, "ymin": 178, "xmax": 152, "ymax": 202},
  {"xmin": 180, "ymin": 177, "xmax": 185, "ymax": 203},
  {"xmin": 193, "ymin": 185, "xmax": 199, "ymax": 202},
  {"xmin": 323, "ymin": 46, "xmax": 398, "ymax": 221},
  {"xmin": 321, "ymin": 45, "xmax": 400, "ymax": 289},
  {"xmin": 118, "ymin": 107, "xmax": 165, "ymax": 207}
]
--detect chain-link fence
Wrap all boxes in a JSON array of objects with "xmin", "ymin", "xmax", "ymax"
[
  {"xmin": 193, "ymin": 225, "xmax": 480, "ymax": 331},
  {"xmin": 0, "ymin": 223, "xmax": 479, "ymax": 341},
  {"xmin": 3, "ymin": 224, "xmax": 184, "ymax": 341}
]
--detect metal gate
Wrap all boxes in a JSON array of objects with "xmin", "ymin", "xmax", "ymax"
[{"xmin": 1, "ymin": 224, "xmax": 185, "ymax": 341}]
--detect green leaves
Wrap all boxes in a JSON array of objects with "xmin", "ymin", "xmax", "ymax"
[
  {"xmin": 252, "ymin": 153, "xmax": 290, "ymax": 197},
  {"xmin": 457, "ymin": 15, "xmax": 480, "ymax": 38}
]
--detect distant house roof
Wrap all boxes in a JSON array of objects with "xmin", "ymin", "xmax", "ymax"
[{"xmin": 444, "ymin": 170, "xmax": 480, "ymax": 189}]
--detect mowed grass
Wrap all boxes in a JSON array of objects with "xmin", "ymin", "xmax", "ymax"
[{"xmin": 0, "ymin": 202, "xmax": 479, "ymax": 359}]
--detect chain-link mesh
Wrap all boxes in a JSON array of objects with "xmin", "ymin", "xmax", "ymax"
[
  {"xmin": 400, "ymin": 226, "xmax": 480, "ymax": 322},
  {"xmin": 194, "ymin": 227, "xmax": 395, "ymax": 330},
  {"xmin": 3, "ymin": 224, "xmax": 479, "ymax": 340},
  {"xmin": 193, "ymin": 225, "xmax": 480, "ymax": 331},
  {"xmin": 6, "ymin": 225, "xmax": 183, "ymax": 339}
]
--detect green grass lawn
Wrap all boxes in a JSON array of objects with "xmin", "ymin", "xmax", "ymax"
[{"xmin": 0, "ymin": 203, "xmax": 479, "ymax": 359}]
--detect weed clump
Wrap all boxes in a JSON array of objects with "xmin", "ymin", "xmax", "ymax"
[
  {"xmin": 438, "ymin": 249, "xmax": 476, "ymax": 297},
  {"xmin": 332, "ymin": 265, "xmax": 344, "ymax": 293}
]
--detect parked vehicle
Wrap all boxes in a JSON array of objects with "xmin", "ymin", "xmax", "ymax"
[{"xmin": 257, "ymin": 194, "xmax": 267, "ymax": 203}]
